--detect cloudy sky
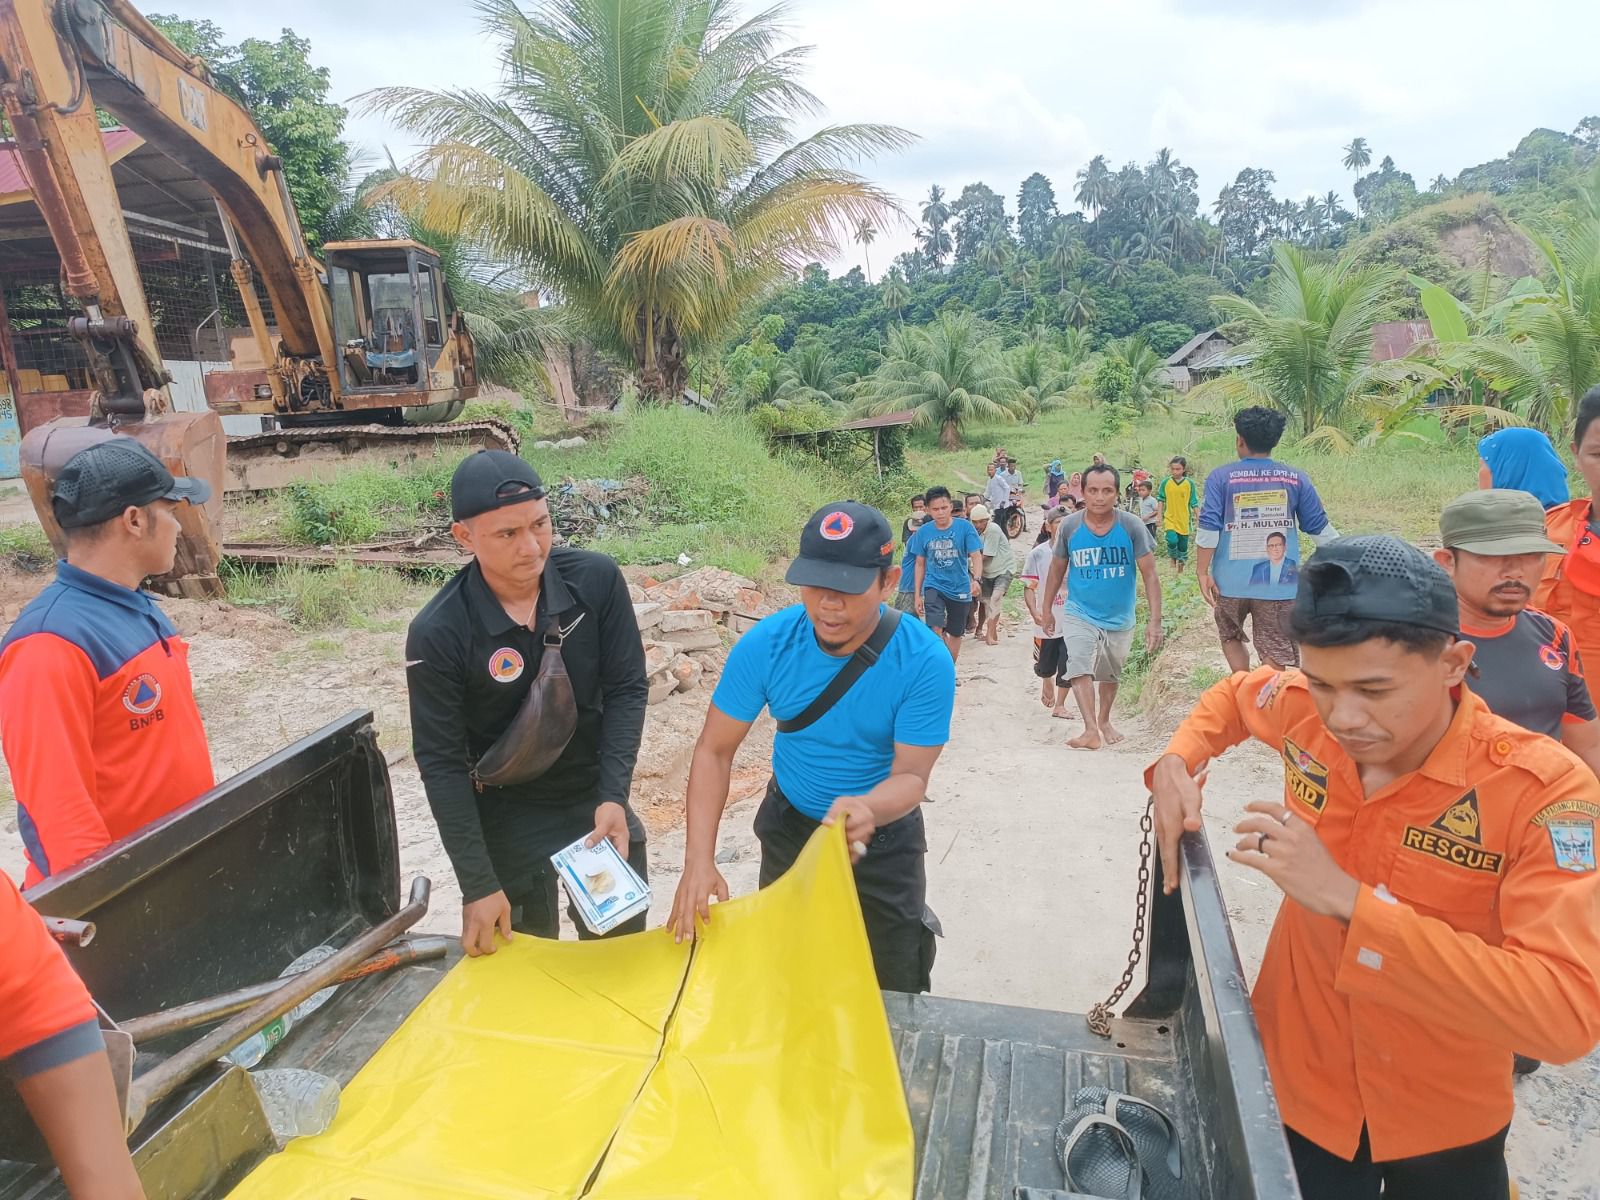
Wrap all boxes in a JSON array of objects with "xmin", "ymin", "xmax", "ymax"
[{"xmin": 160, "ymin": 0, "xmax": 1597, "ymax": 276}]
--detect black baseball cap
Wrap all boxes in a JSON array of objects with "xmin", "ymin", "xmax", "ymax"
[
  {"xmin": 1294, "ymin": 535, "xmax": 1459, "ymax": 637},
  {"xmin": 51, "ymin": 438, "xmax": 211, "ymax": 530},
  {"xmin": 786, "ymin": 501, "xmax": 895, "ymax": 594},
  {"xmin": 451, "ymin": 450, "xmax": 545, "ymax": 522}
]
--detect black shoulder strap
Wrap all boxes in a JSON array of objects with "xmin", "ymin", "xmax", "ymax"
[{"xmin": 776, "ymin": 608, "xmax": 903, "ymax": 735}]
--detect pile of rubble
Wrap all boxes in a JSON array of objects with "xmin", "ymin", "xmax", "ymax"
[{"xmin": 632, "ymin": 567, "xmax": 769, "ymax": 704}]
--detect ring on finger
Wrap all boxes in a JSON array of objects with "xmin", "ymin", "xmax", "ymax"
[{"xmin": 1257, "ymin": 831, "xmax": 1268, "ymax": 853}]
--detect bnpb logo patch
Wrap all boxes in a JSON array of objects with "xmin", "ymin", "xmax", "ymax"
[
  {"xmin": 819, "ymin": 510, "xmax": 854, "ymax": 540},
  {"xmin": 1539, "ymin": 641, "xmax": 1566, "ymax": 671},
  {"xmin": 122, "ymin": 673, "xmax": 162, "ymax": 715},
  {"xmin": 488, "ymin": 648, "xmax": 525, "ymax": 683}
]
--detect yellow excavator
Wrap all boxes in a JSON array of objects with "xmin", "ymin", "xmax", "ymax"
[{"xmin": 0, "ymin": 0, "xmax": 518, "ymax": 595}]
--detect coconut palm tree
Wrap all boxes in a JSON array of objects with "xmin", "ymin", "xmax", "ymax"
[
  {"xmin": 1430, "ymin": 174, "xmax": 1451, "ymax": 194},
  {"xmin": 365, "ymin": 0, "xmax": 910, "ymax": 402},
  {"xmin": 1106, "ymin": 336, "xmax": 1172, "ymax": 412},
  {"xmin": 855, "ymin": 218, "xmax": 877, "ymax": 280},
  {"xmin": 1342, "ymin": 137, "xmax": 1372, "ymax": 215},
  {"xmin": 879, "ymin": 269, "xmax": 911, "ymax": 321},
  {"xmin": 1449, "ymin": 166, "xmax": 1600, "ymax": 435},
  {"xmin": 977, "ymin": 222, "xmax": 1013, "ymax": 275},
  {"xmin": 1102, "ymin": 238, "xmax": 1134, "ymax": 287},
  {"xmin": 854, "ymin": 311, "xmax": 1020, "ymax": 449},
  {"xmin": 1192, "ymin": 243, "xmax": 1439, "ymax": 443},
  {"xmin": 1045, "ymin": 223, "xmax": 1084, "ymax": 291},
  {"xmin": 921, "ymin": 184, "xmax": 951, "ymax": 233},
  {"xmin": 1321, "ymin": 190, "xmax": 1344, "ymax": 225},
  {"xmin": 1007, "ymin": 331, "xmax": 1071, "ymax": 423},
  {"xmin": 1075, "ymin": 155, "xmax": 1112, "ymax": 217},
  {"xmin": 775, "ymin": 340, "xmax": 852, "ymax": 408},
  {"xmin": 1059, "ymin": 287, "xmax": 1097, "ymax": 330},
  {"xmin": 1010, "ymin": 257, "xmax": 1039, "ymax": 306}
]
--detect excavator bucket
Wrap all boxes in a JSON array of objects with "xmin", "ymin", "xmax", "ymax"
[{"xmin": 20, "ymin": 411, "xmax": 228, "ymax": 598}]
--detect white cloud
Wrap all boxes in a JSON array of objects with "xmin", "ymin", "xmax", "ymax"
[{"xmin": 157, "ymin": 0, "xmax": 1599, "ymax": 277}]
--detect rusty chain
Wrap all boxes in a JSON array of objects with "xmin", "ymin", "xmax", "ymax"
[{"xmin": 1087, "ymin": 795, "xmax": 1155, "ymax": 1039}]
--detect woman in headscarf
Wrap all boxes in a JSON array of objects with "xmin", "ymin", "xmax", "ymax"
[
  {"xmin": 1478, "ymin": 427, "xmax": 1569, "ymax": 510},
  {"xmin": 1536, "ymin": 388, "xmax": 1600, "ymax": 662},
  {"xmin": 1063, "ymin": 471, "xmax": 1084, "ymax": 505},
  {"xmin": 1044, "ymin": 459, "xmax": 1065, "ymax": 504}
]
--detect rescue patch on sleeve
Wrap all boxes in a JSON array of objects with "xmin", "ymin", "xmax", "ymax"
[
  {"xmin": 1256, "ymin": 672, "xmax": 1283, "ymax": 709},
  {"xmin": 1281, "ymin": 737, "xmax": 1329, "ymax": 814},
  {"xmin": 1529, "ymin": 801, "xmax": 1598, "ymax": 873}
]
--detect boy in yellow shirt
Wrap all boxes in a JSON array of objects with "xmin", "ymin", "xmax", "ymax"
[{"xmin": 1156, "ymin": 455, "xmax": 1198, "ymax": 575}]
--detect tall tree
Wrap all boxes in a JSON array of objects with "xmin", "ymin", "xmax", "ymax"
[
  {"xmin": 855, "ymin": 218, "xmax": 877, "ymax": 281},
  {"xmin": 855, "ymin": 312, "xmax": 1020, "ymax": 449},
  {"xmin": 878, "ymin": 269, "xmax": 910, "ymax": 321},
  {"xmin": 1342, "ymin": 137, "xmax": 1372, "ymax": 214},
  {"xmin": 368, "ymin": 0, "xmax": 909, "ymax": 402},
  {"xmin": 1074, "ymin": 155, "xmax": 1112, "ymax": 217},
  {"xmin": 950, "ymin": 182, "xmax": 1007, "ymax": 263},
  {"xmin": 149, "ymin": 15, "xmax": 352, "ymax": 248},
  {"xmin": 1044, "ymin": 222, "xmax": 1083, "ymax": 291},
  {"xmin": 919, "ymin": 184, "xmax": 952, "ymax": 268},
  {"xmin": 1016, "ymin": 172, "xmax": 1059, "ymax": 255}
]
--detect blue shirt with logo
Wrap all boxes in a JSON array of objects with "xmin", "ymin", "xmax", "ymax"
[
  {"xmin": 712, "ymin": 604, "xmax": 955, "ymax": 819},
  {"xmin": 1052, "ymin": 509, "xmax": 1153, "ymax": 631},
  {"xmin": 1198, "ymin": 457, "xmax": 1332, "ymax": 601},
  {"xmin": 907, "ymin": 518, "xmax": 983, "ymax": 600}
]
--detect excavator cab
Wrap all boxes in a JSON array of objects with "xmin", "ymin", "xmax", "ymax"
[{"xmin": 325, "ymin": 242, "xmax": 450, "ymax": 394}]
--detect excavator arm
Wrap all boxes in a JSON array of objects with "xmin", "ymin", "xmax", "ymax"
[{"xmin": 0, "ymin": 0, "xmax": 335, "ymax": 411}]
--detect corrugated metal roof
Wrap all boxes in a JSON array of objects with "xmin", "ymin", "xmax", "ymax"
[
  {"xmin": 0, "ymin": 127, "xmax": 143, "ymax": 200},
  {"xmin": 770, "ymin": 409, "xmax": 917, "ymax": 437},
  {"xmin": 1166, "ymin": 329, "xmax": 1229, "ymax": 366},
  {"xmin": 1371, "ymin": 320, "xmax": 1434, "ymax": 361}
]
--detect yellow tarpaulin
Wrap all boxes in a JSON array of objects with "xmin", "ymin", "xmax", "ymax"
[{"xmin": 228, "ymin": 823, "xmax": 913, "ymax": 1199}]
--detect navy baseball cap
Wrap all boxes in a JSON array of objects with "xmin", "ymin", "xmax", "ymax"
[
  {"xmin": 786, "ymin": 501, "xmax": 896, "ymax": 594},
  {"xmin": 1294, "ymin": 535, "xmax": 1459, "ymax": 637},
  {"xmin": 451, "ymin": 450, "xmax": 545, "ymax": 522},
  {"xmin": 52, "ymin": 438, "xmax": 211, "ymax": 529}
]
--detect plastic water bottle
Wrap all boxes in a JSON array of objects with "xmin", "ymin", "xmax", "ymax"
[
  {"xmin": 225, "ymin": 945, "xmax": 341, "ymax": 1068},
  {"xmin": 250, "ymin": 1068, "xmax": 341, "ymax": 1141}
]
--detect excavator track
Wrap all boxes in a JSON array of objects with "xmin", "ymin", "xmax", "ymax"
[{"xmin": 222, "ymin": 417, "xmax": 523, "ymax": 493}]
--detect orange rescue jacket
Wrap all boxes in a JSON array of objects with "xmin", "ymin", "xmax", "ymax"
[
  {"xmin": 1536, "ymin": 498, "xmax": 1600, "ymax": 668},
  {"xmin": 1149, "ymin": 667, "xmax": 1600, "ymax": 1162}
]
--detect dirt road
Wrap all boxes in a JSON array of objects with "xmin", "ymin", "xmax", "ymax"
[{"xmin": 0, "ymin": 560, "xmax": 1594, "ymax": 1195}]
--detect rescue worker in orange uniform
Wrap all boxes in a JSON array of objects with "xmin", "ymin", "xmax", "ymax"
[
  {"xmin": 2, "ymin": 872, "xmax": 144, "ymax": 1197},
  {"xmin": 0, "ymin": 439, "xmax": 215, "ymax": 885},
  {"xmin": 1148, "ymin": 535, "xmax": 1600, "ymax": 1200},
  {"xmin": 1536, "ymin": 384, "xmax": 1600, "ymax": 664}
]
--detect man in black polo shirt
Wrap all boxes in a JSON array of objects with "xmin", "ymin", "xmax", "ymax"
[{"xmin": 406, "ymin": 451, "xmax": 649, "ymax": 955}]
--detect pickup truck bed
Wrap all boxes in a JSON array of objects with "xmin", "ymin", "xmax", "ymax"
[{"xmin": 1, "ymin": 712, "xmax": 1300, "ymax": 1199}]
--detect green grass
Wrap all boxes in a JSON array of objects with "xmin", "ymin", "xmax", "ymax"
[
  {"xmin": 0, "ymin": 525, "xmax": 54, "ymax": 572},
  {"xmin": 529, "ymin": 406, "xmax": 891, "ymax": 579},
  {"xmin": 221, "ymin": 561, "xmax": 431, "ymax": 630},
  {"xmin": 282, "ymin": 457, "xmax": 457, "ymax": 545},
  {"xmin": 1189, "ymin": 664, "xmax": 1229, "ymax": 692}
]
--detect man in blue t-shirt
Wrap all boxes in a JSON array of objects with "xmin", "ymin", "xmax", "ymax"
[
  {"xmin": 893, "ymin": 510, "xmax": 928, "ymax": 613},
  {"xmin": 668, "ymin": 501, "xmax": 956, "ymax": 992},
  {"xmin": 1040, "ymin": 464, "xmax": 1163, "ymax": 750},
  {"xmin": 1196, "ymin": 407, "xmax": 1338, "ymax": 672},
  {"xmin": 907, "ymin": 485, "xmax": 985, "ymax": 660}
]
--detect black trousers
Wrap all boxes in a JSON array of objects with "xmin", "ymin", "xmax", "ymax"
[
  {"xmin": 753, "ymin": 779, "xmax": 934, "ymax": 993},
  {"xmin": 1288, "ymin": 1125, "xmax": 1510, "ymax": 1200},
  {"xmin": 488, "ymin": 799, "xmax": 650, "ymax": 940}
]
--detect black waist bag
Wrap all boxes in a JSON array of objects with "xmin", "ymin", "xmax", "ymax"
[{"xmin": 472, "ymin": 613, "xmax": 584, "ymax": 790}]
